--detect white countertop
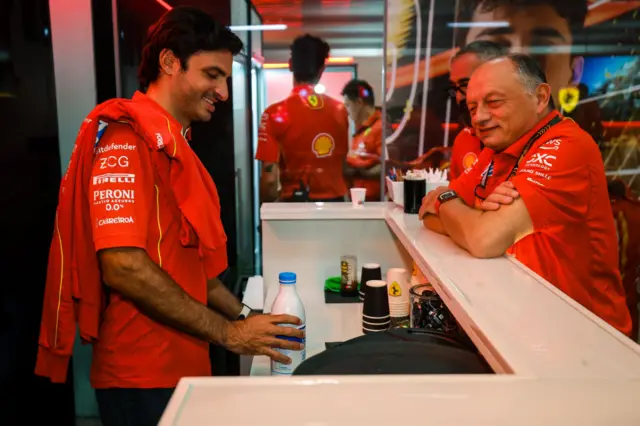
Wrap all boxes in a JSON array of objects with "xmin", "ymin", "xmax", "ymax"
[
  {"xmin": 252, "ymin": 202, "xmax": 640, "ymax": 378},
  {"xmin": 160, "ymin": 375, "xmax": 640, "ymax": 425},
  {"xmin": 260, "ymin": 201, "xmax": 388, "ymax": 220},
  {"xmin": 162, "ymin": 202, "xmax": 640, "ymax": 424},
  {"xmin": 386, "ymin": 206, "xmax": 640, "ymax": 377}
]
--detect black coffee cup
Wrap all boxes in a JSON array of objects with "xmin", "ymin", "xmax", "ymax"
[
  {"xmin": 359, "ymin": 263, "xmax": 382, "ymax": 301},
  {"xmin": 362, "ymin": 314, "xmax": 391, "ymax": 334},
  {"xmin": 403, "ymin": 178, "xmax": 426, "ymax": 214},
  {"xmin": 363, "ymin": 280, "xmax": 390, "ymax": 319}
]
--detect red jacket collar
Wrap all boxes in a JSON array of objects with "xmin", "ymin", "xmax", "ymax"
[
  {"xmin": 502, "ymin": 110, "xmax": 561, "ymax": 157},
  {"xmin": 132, "ymin": 91, "xmax": 191, "ymax": 140},
  {"xmin": 291, "ymin": 84, "xmax": 318, "ymax": 98}
]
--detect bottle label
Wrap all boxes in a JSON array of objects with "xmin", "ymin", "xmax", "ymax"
[{"xmin": 271, "ymin": 324, "xmax": 306, "ymax": 376}]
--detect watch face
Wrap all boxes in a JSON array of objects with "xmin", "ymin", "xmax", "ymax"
[{"xmin": 438, "ymin": 190, "xmax": 458, "ymax": 203}]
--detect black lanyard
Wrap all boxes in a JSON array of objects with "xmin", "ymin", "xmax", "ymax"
[{"xmin": 475, "ymin": 114, "xmax": 562, "ymax": 200}]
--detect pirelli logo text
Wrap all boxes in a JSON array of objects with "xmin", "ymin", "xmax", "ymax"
[{"xmin": 93, "ymin": 173, "xmax": 136, "ymax": 185}]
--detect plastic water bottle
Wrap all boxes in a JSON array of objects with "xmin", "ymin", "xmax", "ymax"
[{"xmin": 270, "ymin": 272, "xmax": 306, "ymax": 375}]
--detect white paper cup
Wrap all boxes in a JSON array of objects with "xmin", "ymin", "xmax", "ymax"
[
  {"xmin": 350, "ymin": 188, "xmax": 366, "ymax": 208},
  {"xmin": 386, "ymin": 268, "xmax": 409, "ymax": 304}
]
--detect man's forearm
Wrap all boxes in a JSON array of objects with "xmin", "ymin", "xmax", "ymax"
[
  {"xmin": 422, "ymin": 214, "xmax": 448, "ymax": 235},
  {"xmin": 438, "ymin": 200, "xmax": 482, "ymax": 253},
  {"xmin": 207, "ymin": 277, "xmax": 243, "ymax": 319},
  {"xmin": 260, "ymin": 163, "xmax": 280, "ymax": 202},
  {"xmin": 100, "ymin": 249, "xmax": 230, "ymax": 345}
]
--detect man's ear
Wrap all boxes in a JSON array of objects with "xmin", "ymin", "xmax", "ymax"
[
  {"xmin": 535, "ymin": 83, "xmax": 553, "ymax": 113},
  {"xmin": 159, "ymin": 49, "xmax": 179, "ymax": 76},
  {"xmin": 288, "ymin": 58, "xmax": 293, "ymax": 73},
  {"xmin": 570, "ymin": 56, "xmax": 584, "ymax": 85}
]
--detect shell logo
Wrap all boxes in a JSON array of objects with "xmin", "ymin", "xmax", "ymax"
[
  {"xmin": 462, "ymin": 152, "xmax": 478, "ymax": 172},
  {"xmin": 312, "ymin": 133, "xmax": 335, "ymax": 158}
]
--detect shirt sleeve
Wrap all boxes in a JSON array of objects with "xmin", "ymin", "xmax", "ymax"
[
  {"xmin": 510, "ymin": 137, "xmax": 589, "ymax": 230},
  {"xmin": 449, "ymin": 148, "xmax": 491, "ymax": 206},
  {"xmin": 255, "ymin": 109, "xmax": 279, "ymax": 163},
  {"xmin": 89, "ymin": 123, "xmax": 154, "ymax": 251}
]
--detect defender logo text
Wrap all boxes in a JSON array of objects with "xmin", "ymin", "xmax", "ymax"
[
  {"xmin": 93, "ymin": 173, "xmax": 136, "ymax": 185},
  {"xmin": 527, "ymin": 153, "xmax": 556, "ymax": 167},
  {"xmin": 97, "ymin": 216, "xmax": 134, "ymax": 227},
  {"xmin": 95, "ymin": 142, "xmax": 136, "ymax": 155}
]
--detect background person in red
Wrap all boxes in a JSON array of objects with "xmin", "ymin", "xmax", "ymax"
[
  {"xmin": 419, "ymin": 54, "xmax": 631, "ymax": 336},
  {"xmin": 448, "ymin": 40, "xmax": 508, "ymax": 180},
  {"xmin": 36, "ymin": 8, "xmax": 304, "ymax": 426},
  {"xmin": 257, "ymin": 34, "xmax": 349, "ymax": 202},
  {"xmin": 342, "ymin": 79, "xmax": 383, "ymax": 200}
]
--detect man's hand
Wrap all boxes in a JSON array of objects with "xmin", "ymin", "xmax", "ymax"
[
  {"xmin": 479, "ymin": 181, "xmax": 520, "ymax": 211},
  {"xmin": 224, "ymin": 314, "xmax": 305, "ymax": 364},
  {"xmin": 418, "ymin": 186, "xmax": 448, "ymax": 219}
]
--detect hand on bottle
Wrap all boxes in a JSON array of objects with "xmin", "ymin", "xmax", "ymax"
[{"xmin": 224, "ymin": 314, "xmax": 304, "ymax": 364}]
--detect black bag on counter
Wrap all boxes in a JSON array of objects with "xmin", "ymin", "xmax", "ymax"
[{"xmin": 293, "ymin": 328, "xmax": 492, "ymax": 375}]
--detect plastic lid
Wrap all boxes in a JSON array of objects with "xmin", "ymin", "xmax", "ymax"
[{"xmin": 279, "ymin": 272, "xmax": 297, "ymax": 284}]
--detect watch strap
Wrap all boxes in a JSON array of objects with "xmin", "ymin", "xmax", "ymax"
[{"xmin": 435, "ymin": 190, "xmax": 458, "ymax": 215}]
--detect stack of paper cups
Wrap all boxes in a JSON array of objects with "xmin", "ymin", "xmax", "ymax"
[{"xmin": 386, "ymin": 268, "xmax": 410, "ymax": 320}]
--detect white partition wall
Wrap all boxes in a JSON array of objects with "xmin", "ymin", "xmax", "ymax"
[{"xmin": 49, "ymin": 0, "xmax": 99, "ymax": 418}]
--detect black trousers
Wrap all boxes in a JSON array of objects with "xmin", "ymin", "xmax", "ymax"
[{"xmin": 95, "ymin": 388, "xmax": 175, "ymax": 426}]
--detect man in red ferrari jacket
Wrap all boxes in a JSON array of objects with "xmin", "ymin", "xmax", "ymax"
[{"xmin": 36, "ymin": 7, "xmax": 304, "ymax": 426}]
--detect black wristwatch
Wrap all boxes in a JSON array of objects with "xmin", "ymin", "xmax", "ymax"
[
  {"xmin": 236, "ymin": 304, "xmax": 252, "ymax": 320},
  {"xmin": 435, "ymin": 190, "xmax": 459, "ymax": 214}
]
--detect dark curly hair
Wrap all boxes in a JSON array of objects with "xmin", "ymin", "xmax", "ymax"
[
  {"xmin": 341, "ymin": 79, "xmax": 375, "ymax": 106},
  {"xmin": 138, "ymin": 6, "xmax": 244, "ymax": 88},
  {"xmin": 290, "ymin": 34, "xmax": 331, "ymax": 84}
]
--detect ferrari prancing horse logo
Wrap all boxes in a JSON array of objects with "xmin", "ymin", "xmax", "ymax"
[
  {"xmin": 306, "ymin": 94, "xmax": 324, "ymax": 109},
  {"xmin": 559, "ymin": 87, "xmax": 580, "ymax": 113},
  {"xmin": 312, "ymin": 133, "xmax": 335, "ymax": 158}
]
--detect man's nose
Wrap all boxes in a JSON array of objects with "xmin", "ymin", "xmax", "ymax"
[
  {"xmin": 214, "ymin": 82, "xmax": 229, "ymax": 102},
  {"xmin": 472, "ymin": 105, "xmax": 491, "ymax": 126}
]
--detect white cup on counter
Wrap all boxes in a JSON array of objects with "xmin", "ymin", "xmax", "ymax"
[
  {"xmin": 386, "ymin": 268, "xmax": 410, "ymax": 317},
  {"xmin": 350, "ymin": 188, "xmax": 366, "ymax": 208}
]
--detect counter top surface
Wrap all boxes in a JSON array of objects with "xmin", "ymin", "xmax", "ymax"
[
  {"xmin": 260, "ymin": 201, "xmax": 388, "ymax": 220},
  {"xmin": 161, "ymin": 376, "xmax": 640, "ymax": 425},
  {"xmin": 385, "ymin": 206, "xmax": 640, "ymax": 377}
]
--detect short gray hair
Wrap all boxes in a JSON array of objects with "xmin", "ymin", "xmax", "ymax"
[
  {"xmin": 505, "ymin": 53, "xmax": 556, "ymax": 109},
  {"xmin": 452, "ymin": 40, "xmax": 509, "ymax": 63}
]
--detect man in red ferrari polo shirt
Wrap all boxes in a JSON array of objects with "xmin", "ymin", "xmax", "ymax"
[
  {"xmin": 342, "ymin": 79, "xmax": 384, "ymax": 201},
  {"xmin": 37, "ymin": 8, "xmax": 304, "ymax": 426},
  {"xmin": 448, "ymin": 40, "xmax": 507, "ymax": 180},
  {"xmin": 257, "ymin": 34, "xmax": 349, "ymax": 202},
  {"xmin": 419, "ymin": 54, "xmax": 631, "ymax": 336}
]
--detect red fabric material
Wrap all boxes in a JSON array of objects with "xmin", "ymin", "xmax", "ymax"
[{"xmin": 35, "ymin": 92, "xmax": 227, "ymax": 383}]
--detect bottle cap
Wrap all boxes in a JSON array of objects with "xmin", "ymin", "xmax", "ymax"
[{"xmin": 279, "ymin": 272, "xmax": 297, "ymax": 284}]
